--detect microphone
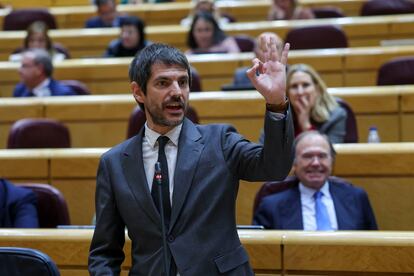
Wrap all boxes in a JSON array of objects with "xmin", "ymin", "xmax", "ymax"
[{"xmin": 155, "ymin": 161, "xmax": 170, "ymax": 276}]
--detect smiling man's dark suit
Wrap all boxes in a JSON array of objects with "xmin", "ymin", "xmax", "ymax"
[
  {"xmin": 253, "ymin": 176, "xmax": 378, "ymax": 230},
  {"xmin": 89, "ymin": 109, "xmax": 294, "ymax": 275}
]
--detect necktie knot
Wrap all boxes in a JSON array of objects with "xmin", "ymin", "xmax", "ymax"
[
  {"xmin": 314, "ymin": 191, "xmax": 323, "ymax": 200},
  {"xmin": 157, "ymin": 136, "xmax": 169, "ymax": 150}
]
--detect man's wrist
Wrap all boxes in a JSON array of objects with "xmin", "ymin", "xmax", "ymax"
[{"xmin": 266, "ymin": 98, "xmax": 289, "ymax": 113}]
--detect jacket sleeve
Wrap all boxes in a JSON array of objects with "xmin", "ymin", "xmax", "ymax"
[
  {"xmin": 88, "ymin": 157, "xmax": 126, "ymax": 275},
  {"xmin": 223, "ymin": 107, "xmax": 294, "ymax": 182}
]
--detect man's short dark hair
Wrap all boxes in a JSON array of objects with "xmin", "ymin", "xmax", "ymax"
[{"xmin": 129, "ymin": 43, "xmax": 192, "ymax": 110}]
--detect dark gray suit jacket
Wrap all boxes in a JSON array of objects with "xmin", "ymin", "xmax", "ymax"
[
  {"xmin": 253, "ymin": 176, "xmax": 378, "ymax": 230},
  {"xmin": 89, "ymin": 110, "xmax": 293, "ymax": 275}
]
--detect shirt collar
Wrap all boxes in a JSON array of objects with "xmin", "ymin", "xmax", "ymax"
[
  {"xmin": 144, "ymin": 122, "xmax": 183, "ymax": 148},
  {"xmin": 33, "ymin": 78, "xmax": 50, "ymax": 92},
  {"xmin": 299, "ymin": 180, "xmax": 331, "ymax": 199}
]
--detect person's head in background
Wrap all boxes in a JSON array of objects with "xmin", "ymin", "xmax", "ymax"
[
  {"xmin": 95, "ymin": 0, "xmax": 117, "ymax": 26},
  {"xmin": 120, "ymin": 16, "xmax": 146, "ymax": 50},
  {"xmin": 24, "ymin": 21, "xmax": 52, "ymax": 51},
  {"xmin": 18, "ymin": 48, "xmax": 53, "ymax": 90},
  {"xmin": 287, "ymin": 63, "xmax": 338, "ymax": 124},
  {"xmin": 269, "ymin": 0, "xmax": 314, "ymax": 20},
  {"xmin": 293, "ymin": 130, "xmax": 335, "ymax": 190},
  {"xmin": 254, "ymin": 32, "xmax": 284, "ymax": 61},
  {"xmin": 187, "ymin": 11, "xmax": 226, "ymax": 51}
]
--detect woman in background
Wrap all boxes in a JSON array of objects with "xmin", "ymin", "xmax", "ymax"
[
  {"xmin": 104, "ymin": 16, "xmax": 150, "ymax": 57},
  {"xmin": 181, "ymin": 0, "xmax": 230, "ymax": 27},
  {"xmin": 268, "ymin": 0, "xmax": 314, "ymax": 20},
  {"xmin": 186, "ymin": 12, "xmax": 239, "ymax": 54},
  {"xmin": 9, "ymin": 21, "xmax": 69, "ymax": 62},
  {"xmin": 260, "ymin": 63, "xmax": 347, "ymax": 143}
]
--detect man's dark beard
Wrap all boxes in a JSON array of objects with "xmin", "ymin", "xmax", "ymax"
[{"xmin": 147, "ymin": 96, "xmax": 187, "ymax": 127}]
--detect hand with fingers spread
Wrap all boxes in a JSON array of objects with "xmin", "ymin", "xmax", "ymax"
[{"xmin": 246, "ymin": 34, "xmax": 289, "ymax": 108}]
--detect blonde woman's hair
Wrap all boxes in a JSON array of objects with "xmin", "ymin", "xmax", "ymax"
[{"xmin": 287, "ymin": 63, "xmax": 338, "ymax": 123}]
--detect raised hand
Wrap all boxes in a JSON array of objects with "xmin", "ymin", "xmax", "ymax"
[{"xmin": 246, "ymin": 35, "xmax": 289, "ymax": 106}]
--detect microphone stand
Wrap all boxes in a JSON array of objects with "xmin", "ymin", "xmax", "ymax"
[{"xmin": 155, "ymin": 161, "xmax": 170, "ymax": 276}]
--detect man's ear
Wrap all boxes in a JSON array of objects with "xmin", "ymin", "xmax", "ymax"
[{"xmin": 131, "ymin": 81, "xmax": 144, "ymax": 105}]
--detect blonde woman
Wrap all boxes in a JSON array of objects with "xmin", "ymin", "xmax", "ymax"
[{"xmin": 260, "ymin": 63, "xmax": 347, "ymax": 143}]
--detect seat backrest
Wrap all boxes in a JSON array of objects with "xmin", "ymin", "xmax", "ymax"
[
  {"xmin": 253, "ymin": 176, "xmax": 299, "ymax": 215},
  {"xmin": 19, "ymin": 183, "xmax": 70, "ymax": 228},
  {"xmin": 7, "ymin": 118, "xmax": 71, "ymax": 149},
  {"xmin": 53, "ymin": 42, "xmax": 71, "ymax": 59},
  {"xmin": 234, "ymin": 35, "xmax": 256, "ymax": 52},
  {"xmin": 0, "ymin": 247, "xmax": 60, "ymax": 276},
  {"xmin": 190, "ymin": 67, "xmax": 203, "ymax": 92},
  {"xmin": 312, "ymin": 7, "xmax": 345, "ymax": 18},
  {"xmin": 126, "ymin": 105, "xmax": 200, "ymax": 138},
  {"xmin": 336, "ymin": 98, "xmax": 358, "ymax": 143},
  {"xmin": 377, "ymin": 56, "xmax": 414, "ymax": 85},
  {"xmin": 285, "ymin": 25, "xmax": 348, "ymax": 50},
  {"xmin": 361, "ymin": 0, "xmax": 414, "ymax": 16},
  {"xmin": 61, "ymin": 80, "xmax": 91, "ymax": 95},
  {"xmin": 3, "ymin": 9, "xmax": 57, "ymax": 31}
]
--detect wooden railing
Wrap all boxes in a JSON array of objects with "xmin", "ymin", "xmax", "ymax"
[
  {"xmin": 1, "ymin": 45, "xmax": 414, "ymax": 94},
  {"xmin": 0, "ymin": 229, "xmax": 413, "ymax": 275},
  {"xmin": 0, "ymin": 13, "xmax": 413, "ymax": 60},
  {"xmin": 1, "ymin": 85, "xmax": 414, "ymax": 149},
  {"xmin": 2, "ymin": 142, "xmax": 414, "ymax": 230}
]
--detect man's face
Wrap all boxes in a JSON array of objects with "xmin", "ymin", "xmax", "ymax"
[
  {"xmin": 98, "ymin": 1, "xmax": 116, "ymax": 25},
  {"xmin": 18, "ymin": 52, "xmax": 43, "ymax": 89},
  {"xmin": 132, "ymin": 63, "xmax": 190, "ymax": 134},
  {"xmin": 293, "ymin": 134, "xmax": 333, "ymax": 189}
]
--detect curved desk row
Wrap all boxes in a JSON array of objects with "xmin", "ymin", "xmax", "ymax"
[
  {"xmin": 0, "ymin": 229, "xmax": 412, "ymax": 275},
  {"xmin": 1, "ymin": 44, "xmax": 414, "ymax": 95},
  {"xmin": 1, "ymin": 85, "xmax": 414, "ymax": 149},
  {"xmin": 0, "ymin": 13, "xmax": 412, "ymax": 60},
  {"xmin": 1, "ymin": 142, "xmax": 414, "ymax": 230}
]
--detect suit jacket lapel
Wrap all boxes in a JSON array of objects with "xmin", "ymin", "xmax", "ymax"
[
  {"xmin": 122, "ymin": 128, "xmax": 160, "ymax": 225},
  {"xmin": 330, "ymin": 181, "xmax": 353, "ymax": 230},
  {"xmin": 169, "ymin": 119, "xmax": 203, "ymax": 231},
  {"xmin": 279, "ymin": 186, "xmax": 303, "ymax": 229}
]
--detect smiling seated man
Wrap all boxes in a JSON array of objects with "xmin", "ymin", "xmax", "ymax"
[{"xmin": 253, "ymin": 131, "xmax": 378, "ymax": 231}]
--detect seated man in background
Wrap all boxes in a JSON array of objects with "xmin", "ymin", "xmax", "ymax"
[
  {"xmin": 230, "ymin": 32, "xmax": 284, "ymax": 90},
  {"xmin": 0, "ymin": 178, "xmax": 39, "ymax": 228},
  {"xmin": 86, "ymin": 0, "xmax": 127, "ymax": 28},
  {"xmin": 13, "ymin": 49, "xmax": 76, "ymax": 97},
  {"xmin": 253, "ymin": 131, "xmax": 378, "ymax": 230}
]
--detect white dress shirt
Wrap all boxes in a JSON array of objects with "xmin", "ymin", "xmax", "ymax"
[
  {"xmin": 299, "ymin": 181, "xmax": 338, "ymax": 231},
  {"xmin": 142, "ymin": 123, "xmax": 182, "ymax": 204},
  {"xmin": 32, "ymin": 78, "xmax": 52, "ymax": 97}
]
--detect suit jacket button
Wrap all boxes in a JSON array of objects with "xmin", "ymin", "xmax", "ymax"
[{"xmin": 167, "ymin": 235, "xmax": 175, "ymax": 242}]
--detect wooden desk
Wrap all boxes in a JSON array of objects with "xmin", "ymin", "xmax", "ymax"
[
  {"xmin": 0, "ymin": 85, "xmax": 413, "ymax": 149},
  {"xmin": 0, "ymin": 13, "xmax": 413, "ymax": 60},
  {"xmin": 282, "ymin": 231, "xmax": 414, "ymax": 275},
  {"xmin": 1, "ymin": 45, "xmax": 414, "ymax": 95},
  {"xmin": 0, "ymin": 0, "xmax": 366, "ymax": 29},
  {"xmin": 2, "ymin": 143, "xmax": 414, "ymax": 230},
  {"xmin": 0, "ymin": 229, "xmax": 412, "ymax": 275}
]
